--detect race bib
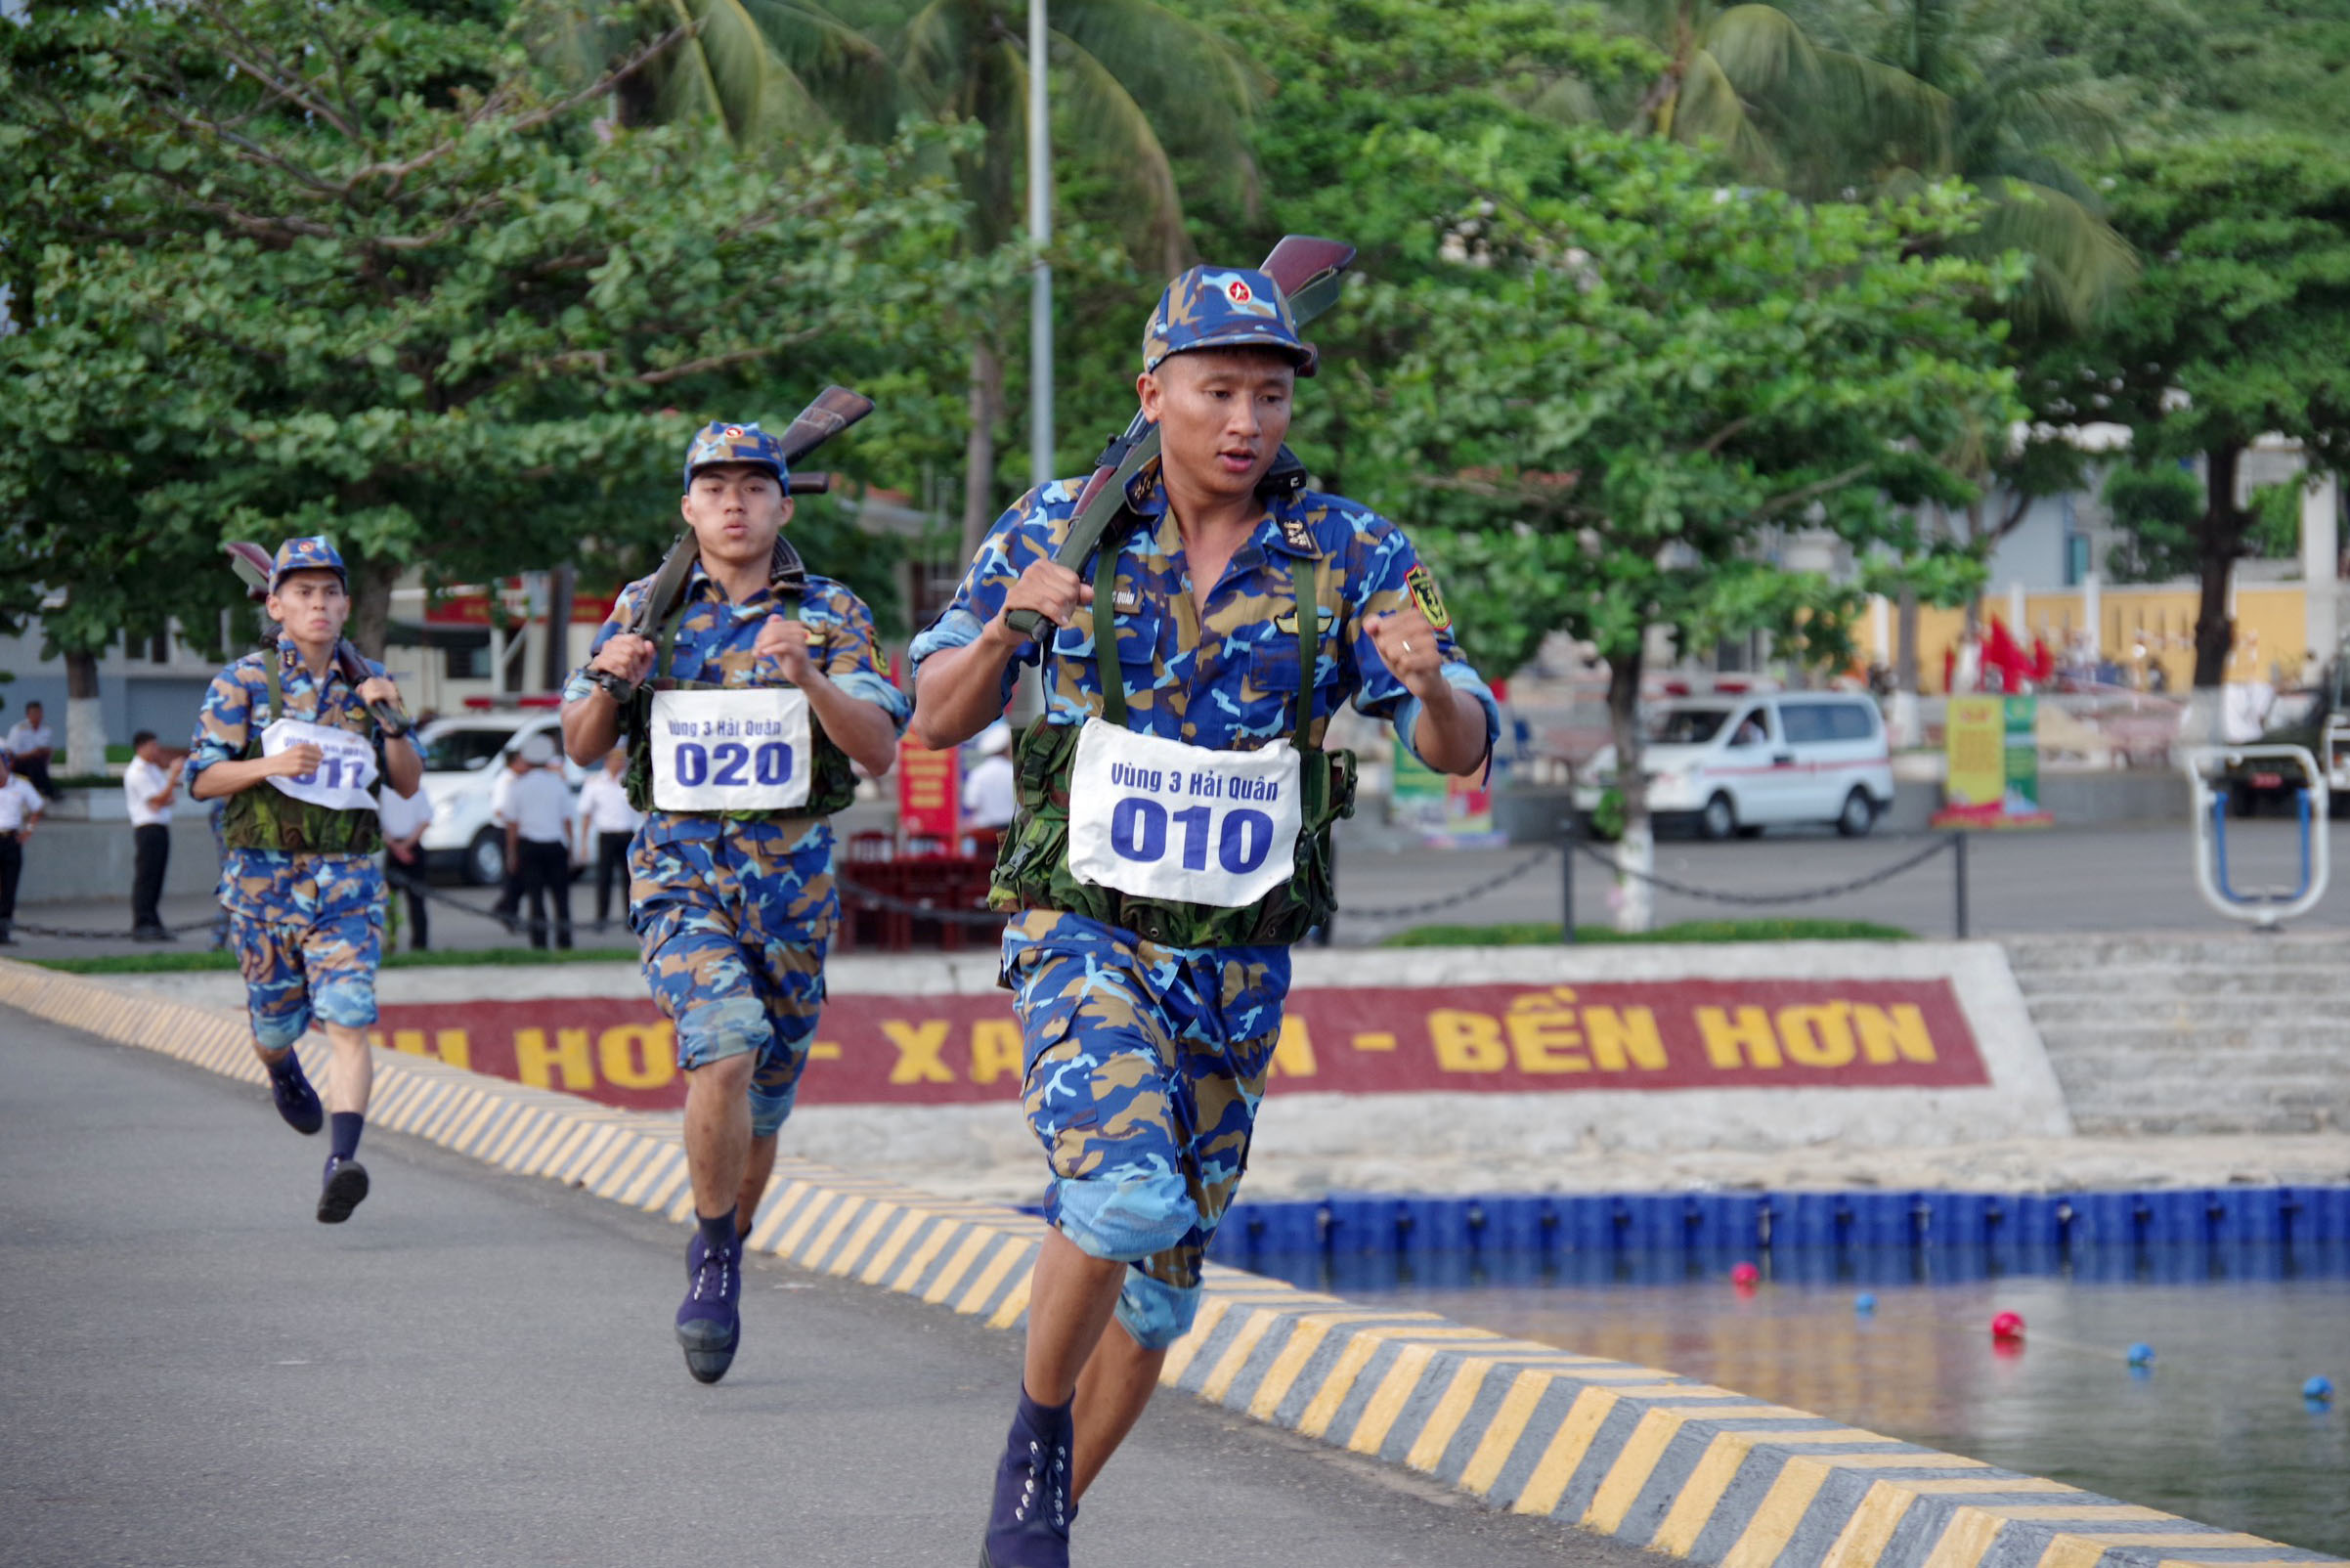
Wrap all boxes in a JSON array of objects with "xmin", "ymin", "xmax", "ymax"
[
  {"xmin": 261, "ymin": 719, "xmax": 379, "ymax": 812},
  {"xmin": 1066, "ymin": 719, "xmax": 1302, "ymax": 908},
  {"xmin": 649, "ymin": 687, "xmax": 811, "ymax": 813}
]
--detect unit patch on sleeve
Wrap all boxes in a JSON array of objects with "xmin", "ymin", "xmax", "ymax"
[
  {"xmin": 1405, "ymin": 564, "xmax": 1452, "ymax": 631},
  {"xmin": 1274, "ymin": 512, "xmax": 1319, "ymax": 553}
]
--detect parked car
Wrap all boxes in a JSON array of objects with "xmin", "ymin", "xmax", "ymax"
[
  {"xmin": 414, "ymin": 709, "xmax": 587, "ymax": 884},
  {"xmin": 1574, "ymin": 692, "xmax": 1895, "ymax": 839}
]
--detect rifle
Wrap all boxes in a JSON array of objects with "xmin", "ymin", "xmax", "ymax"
[
  {"xmin": 1002, "ymin": 234, "xmax": 1357, "ymax": 641},
  {"xmin": 592, "ymin": 384, "xmax": 876, "ymax": 702},
  {"xmin": 222, "ymin": 542, "xmax": 415, "ymax": 739}
]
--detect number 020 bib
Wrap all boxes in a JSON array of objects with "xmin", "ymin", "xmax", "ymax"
[
  {"xmin": 260, "ymin": 718, "xmax": 380, "ymax": 812},
  {"xmin": 648, "ymin": 687, "xmax": 812, "ymax": 813},
  {"xmin": 1066, "ymin": 719, "xmax": 1302, "ymax": 908}
]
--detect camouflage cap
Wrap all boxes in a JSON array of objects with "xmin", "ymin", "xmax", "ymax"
[
  {"xmin": 1142, "ymin": 266, "xmax": 1317, "ymax": 377},
  {"xmin": 682, "ymin": 420, "xmax": 790, "ymax": 494},
  {"xmin": 270, "ymin": 536, "xmax": 347, "ymax": 592}
]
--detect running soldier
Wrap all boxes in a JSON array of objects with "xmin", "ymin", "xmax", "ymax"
[
  {"xmin": 560, "ymin": 420, "xmax": 907, "ymax": 1384},
  {"xmin": 909, "ymin": 267, "xmax": 1498, "ymax": 1566},
  {"xmin": 188, "ymin": 538, "xmax": 422, "ymax": 1223}
]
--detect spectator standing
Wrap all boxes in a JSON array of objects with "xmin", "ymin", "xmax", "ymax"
[
  {"xmin": 960, "ymin": 720, "xmax": 1018, "ymax": 832},
  {"xmin": 6, "ymin": 701, "xmax": 58, "ymax": 799},
  {"xmin": 378, "ymin": 783, "xmax": 432, "ymax": 952},
  {"xmin": 0, "ymin": 752, "xmax": 42, "ymax": 943},
  {"xmin": 488, "ymin": 748, "xmax": 530, "ymax": 925},
  {"xmin": 573, "ymin": 746, "xmax": 641, "ymax": 932},
  {"xmin": 504, "ymin": 732, "xmax": 573, "ymax": 949},
  {"xmin": 124, "ymin": 731, "xmax": 185, "ymax": 941}
]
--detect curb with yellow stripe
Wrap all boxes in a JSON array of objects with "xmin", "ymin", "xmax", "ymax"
[{"xmin": 4, "ymin": 956, "xmax": 2335, "ymax": 1568}]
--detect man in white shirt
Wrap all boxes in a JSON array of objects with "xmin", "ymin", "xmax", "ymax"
[
  {"xmin": 378, "ymin": 783, "xmax": 433, "ymax": 952},
  {"xmin": 6, "ymin": 701, "xmax": 58, "ymax": 799},
  {"xmin": 488, "ymin": 748, "xmax": 530, "ymax": 923},
  {"xmin": 124, "ymin": 730, "xmax": 186, "ymax": 941},
  {"xmin": 960, "ymin": 720, "xmax": 1017, "ymax": 833},
  {"xmin": 572, "ymin": 745, "xmax": 642, "ymax": 931},
  {"xmin": 0, "ymin": 751, "xmax": 43, "ymax": 943},
  {"xmin": 504, "ymin": 731, "xmax": 574, "ymax": 949}
]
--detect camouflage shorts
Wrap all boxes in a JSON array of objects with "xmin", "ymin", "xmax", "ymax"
[
  {"xmin": 220, "ymin": 851, "xmax": 384, "ymax": 1051},
  {"xmin": 631, "ymin": 822, "xmax": 834, "ymax": 1138},
  {"xmin": 1003, "ymin": 909, "xmax": 1290, "ymax": 1350}
]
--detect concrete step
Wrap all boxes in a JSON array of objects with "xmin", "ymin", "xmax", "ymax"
[
  {"xmin": 2037, "ymin": 1022, "xmax": 2350, "ymax": 1057},
  {"xmin": 2002, "ymin": 936, "xmax": 2349, "ymax": 973},
  {"xmin": 2010, "ymin": 967, "xmax": 2350, "ymax": 999},
  {"xmin": 2024, "ymin": 995, "xmax": 2350, "ymax": 1024}
]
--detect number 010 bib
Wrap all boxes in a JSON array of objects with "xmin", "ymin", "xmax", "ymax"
[
  {"xmin": 1066, "ymin": 719, "xmax": 1302, "ymax": 908},
  {"xmin": 260, "ymin": 719, "xmax": 379, "ymax": 812},
  {"xmin": 648, "ymin": 687, "xmax": 812, "ymax": 813}
]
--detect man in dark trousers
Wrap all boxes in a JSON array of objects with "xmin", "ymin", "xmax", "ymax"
[
  {"xmin": 124, "ymin": 730, "xmax": 185, "ymax": 940},
  {"xmin": 504, "ymin": 731, "xmax": 573, "ymax": 949},
  {"xmin": 0, "ymin": 751, "xmax": 42, "ymax": 943}
]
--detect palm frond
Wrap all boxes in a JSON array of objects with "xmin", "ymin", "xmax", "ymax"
[
  {"xmin": 1050, "ymin": 27, "xmax": 1189, "ymax": 273},
  {"xmin": 1964, "ymin": 175, "xmax": 2139, "ymax": 327},
  {"xmin": 1674, "ymin": 47, "xmax": 1785, "ymax": 181}
]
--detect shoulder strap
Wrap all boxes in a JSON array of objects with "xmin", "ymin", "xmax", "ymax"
[
  {"xmin": 1091, "ymin": 537, "xmax": 1127, "ymax": 728},
  {"xmin": 1292, "ymin": 555, "xmax": 1320, "ymax": 755},
  {"xmin": 264, "ymin": 655, "xmax": 285, "ymax": 726},
  {"xmin": 637, "ymin": 534, "xmax": 699, "ymax": 682}
]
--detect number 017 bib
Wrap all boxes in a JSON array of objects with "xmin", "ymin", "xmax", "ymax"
[
  {"xmin": 648, "ymin": 687, "xmax": 812, "ymax": 813},
  {"xmin": 1066, "ymin": 719, "xmax": 1302, "ymax": 908},
  {"xmin": 260, "ymin": 718, "xmax": 380, "ymax": 812}
]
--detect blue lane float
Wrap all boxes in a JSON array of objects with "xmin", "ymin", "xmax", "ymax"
[{"xmin": 1208, "ymin": 1184, "xmax": 2350, "ymax": 1287}]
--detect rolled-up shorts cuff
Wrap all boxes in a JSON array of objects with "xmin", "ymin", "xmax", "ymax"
[
  {"xmin": 310, "ymin": 978, "xmax": 378, "ymax": 1029},
  {"xmin": 675, "ymin": 995, "xmax": 770, "ymax": 1071},
  {"xmin": 1115, "ymin": 1269, "xmax": 1201, "ymax": 1351},
  {"xmin": 1050, "ymin": 1171, "xmax": 1197, "ymax": 1264},
  {"xmin": 250, "ymin": 1008, "xmax": 311, "ymax": 1053}
]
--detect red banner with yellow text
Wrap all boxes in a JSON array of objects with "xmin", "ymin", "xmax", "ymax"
[{"xmin": 370, "ymin": 979, "xmax": 1987, "ymax": 1114}]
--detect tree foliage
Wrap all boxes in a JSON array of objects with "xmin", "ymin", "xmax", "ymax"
[{"xmin": 0, "ymin": 0, "xmax": 982, "ymax": 671}]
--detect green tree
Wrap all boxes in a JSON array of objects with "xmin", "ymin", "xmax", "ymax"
[
  {"xmin": 1350, "ymin": 126, "xmax": 2020, "ymax": 928},
  {"xmin": 2047, "ymin": 137, "xmax": 2350, "ymax": 691},
  {"xmin": 0, "ymin": 0, "xmax": 979, "ymax": 767},
  {"xmin": 2101, "ymin": 462, "xmax": 2201, "ymax": 585}
]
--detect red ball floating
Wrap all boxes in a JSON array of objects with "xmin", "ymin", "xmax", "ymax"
[
  {"xmin": 1990, "ymin": 1310, "xmax": 2025, "ymax": 1341},
  {"xmin": 1729, "ymin": 1261, "xmax": 1761, "ymax": 1287}
]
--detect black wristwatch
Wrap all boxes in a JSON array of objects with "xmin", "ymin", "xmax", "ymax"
[{"xmin": 590, "ymin": 669, "xmax": 637, "ymax": 705}]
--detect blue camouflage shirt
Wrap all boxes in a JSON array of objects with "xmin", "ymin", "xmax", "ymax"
[
  {"xmin": 189, "ymin": 635, "xmax": 389, "ymax": 916},
  {"xmin": 907, "ymin": 474, "xmax": 1500, "ymax": 762},
  {"xmin": 564, "ymin": 560, "xmax": 910, "ymax": 849},
  {"xmin": 909, "ymin": 474, "xmax": 1501, "ymax": 974}
]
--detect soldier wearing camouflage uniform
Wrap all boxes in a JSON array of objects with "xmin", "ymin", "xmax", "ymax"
[
  {"xmin": 909, "ymin": 266, "xmax": 1499, "ymax": 1567},
  {"xmin": 560, "ymin": 421, "xmax": 907, "ymax": 1385},
  {"xmin": 188, "ymin": 538, "xmax": 422, "ymax": 1224}
]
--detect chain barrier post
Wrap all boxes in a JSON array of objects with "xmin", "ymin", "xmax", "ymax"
[
  {"xmin": 1558, "ymin": 815, "xmax": 1577, "ymax": 945},
  {"xmin": 1951, "ymin": 832, "xmax": 1969, "ymax": 939}
]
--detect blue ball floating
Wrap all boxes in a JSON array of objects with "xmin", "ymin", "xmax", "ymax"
[
  {"xmin": 2305, "ymin": 1375, "xmax": 2335, "ymax": 1404},
  {"xmin": 1853, "ymin": 1292, "xmax": 1877, "ymax": 1315},
  {"xmin": 2126, "ymin": 1342, "xmax": 2155, "ymax": 1368}
]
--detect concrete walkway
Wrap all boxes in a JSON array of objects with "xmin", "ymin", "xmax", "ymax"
[{"xmin": 0, "ymin": 1006, "xmax": 1652, "ymax": 1568}]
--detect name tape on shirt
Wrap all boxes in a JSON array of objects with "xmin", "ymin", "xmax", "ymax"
[
  {"xmin": 648, "ymin": 687, "xmax": 812, "ymax": 813},
  {"xmin": 1066, "ymin": 719, "xmax": 1302, "ymax": 908},
  {"xmin": 1405, "ymin": 564, "xmax": 1452, "ymax": 631},
  {"xmin": 261, "ymin": 718, "xmax": 379, "ymax": 812}
]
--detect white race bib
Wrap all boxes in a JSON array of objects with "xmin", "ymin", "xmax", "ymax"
[
  {"xmin": 649, "ymin": 687, "xmax": 811, "ymax": 813},
  {"xmin": 261, "ymin": 719, "xmax": 380, "ymax": 812},
  {"xmin": 1066, "ymin": 719, "xmax": 1301, "ymax": 908}
]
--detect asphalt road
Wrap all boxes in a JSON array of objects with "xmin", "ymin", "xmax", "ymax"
[
  {"xmin": 0, "ymin": 1006, "xmax": 1657, "ymax": 1568},
  {"xmin": 10, "ymin": 816, "xmax": 2341, "ymax": 960}
]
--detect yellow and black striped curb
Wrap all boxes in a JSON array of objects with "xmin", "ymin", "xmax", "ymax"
[{"xmin": 3, "ymin": 957, "xmax": 2335, "ymax": 1568}]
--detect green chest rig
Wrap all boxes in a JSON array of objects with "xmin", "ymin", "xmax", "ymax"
[
  {"xmin": 989, "ymin": 501, "xmax": 1359, "ymax": 947},
  {"xmin": 620, "ymin": 533, "xmax": 859, "ymax": 820},
  {"xmin": 221, "ymin": 655, "xmax": 385, "ymax": 856}
]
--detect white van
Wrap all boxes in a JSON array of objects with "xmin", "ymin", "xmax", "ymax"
[
  {"xmin": 414, "ymin": 710, "xmax": 588, "ymax": 884},
  {"xmin": 1576, "ymin": 693, "xmax": 1895, "ymax": 839}
]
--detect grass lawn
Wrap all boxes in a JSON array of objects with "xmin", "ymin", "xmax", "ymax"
[{"xmin": 30, "ymin": 946, "xmax": 641, "ymax": 975}]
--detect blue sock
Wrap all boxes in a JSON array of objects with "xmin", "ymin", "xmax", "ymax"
[
  {"xmin": 698, "ymin": 1207, "xmax": 738, "ymax": 1255},
  {"xmin": 328, "ymin": 1112, "xmax": 364, "ymax": 1162}
]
